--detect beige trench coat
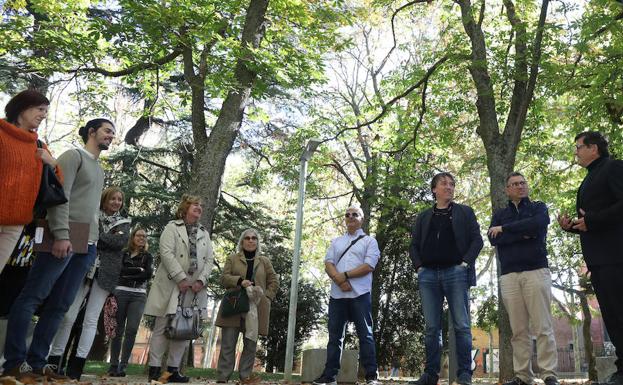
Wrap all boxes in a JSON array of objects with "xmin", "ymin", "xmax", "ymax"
[
  {"xmin": 144, "ymin": 219, "xmax": 214, "ymax": 318},
  {"xmin": 215, "ymin": 252, "xmax": 279, "ymax": 336}
]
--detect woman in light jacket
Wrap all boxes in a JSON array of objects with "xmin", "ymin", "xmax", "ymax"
[
  {"xmin": 144, "ymin": 194, "xmax": 214, "ymax": 383},
  {"xmin": 215, "ymin": 228, "xmax": 279, "ymax": 384}
]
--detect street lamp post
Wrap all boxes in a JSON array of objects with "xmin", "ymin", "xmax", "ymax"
[{"xmin": 284, "ymin": 138, "xmax": 322, "ymax": 381}]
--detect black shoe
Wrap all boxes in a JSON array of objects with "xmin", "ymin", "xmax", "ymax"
[
  {"xmin": 167, "ymin": 367, "xmax": 190, "ymax": 383},
  {"xmin": 313, "ymin": 376, "xmax": 337, "ymax": 385},
  {"xmin": 66, "ymin": 356, "xmax": 86, "ymax": 380},
  {"xmin": 503, "ymin": 378, "xmax": 532, "ymax": 385},
  {"xmin": 108, "ymin": 365, "xmax": 119, "ymax": 376},
  {"xmin": 148, "ymin": 366, "xmax": 162, "ymax": 381},
  {"xmin": 47, "ymin": 355, "xmax": 63, "ymax": 374},
  {"xmin": 544, "ymin": 377, "xmax": 559, "ymax": 385},
  {"xmin": 457, "ymin": 375, "xmax": 472, "ymax": 385},
  {"xmin": 606, "ymin": 372, "xmax": 623, "ymax": 385},
  {"xmin": 409, "ymin": 373, "xmax": 439, "ymax": 385}
]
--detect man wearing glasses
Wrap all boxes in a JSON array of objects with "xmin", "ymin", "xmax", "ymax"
[
  {"xmin": 558, "ymin": 132, "xmax": 623, "ymax": 385},
  {"xmin": 409, "ymin": 172, "xmax": 483, "ymax": 385},
  {"xmin": 488, "ymin": 172, "xmax": 558, "ymax": 385},
  {"xmin": 313, "ymin": 206, "xmax": 380, "ymax": 385}
]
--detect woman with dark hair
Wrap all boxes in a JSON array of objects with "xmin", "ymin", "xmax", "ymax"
[
  {"xmin": 0, "ymin": 89, "xmax": 62, "ymax": 274},
  {"xmin": 47, "ymin": 186, "xmax": 130, "ymax": 379},
  {"xmin": 144, "ymin": 194, "xmax": 214, "ymax": 383},
  {"xmin": 108, "ymin": 227, "xmax": 153, "ymax": 377},
  {"xmin": 215, "ymin": 228, "xmax": 279, "ymax": 384}
]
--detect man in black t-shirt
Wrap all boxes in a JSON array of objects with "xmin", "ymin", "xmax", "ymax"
[{"xmin": 409, "ymin": 172, "xmax": 483, "ymax": 385}]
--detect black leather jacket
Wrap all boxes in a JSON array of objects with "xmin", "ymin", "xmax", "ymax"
[{"xmin": 116, "ymin": 250, "xmax": 153, "ymax": 290}]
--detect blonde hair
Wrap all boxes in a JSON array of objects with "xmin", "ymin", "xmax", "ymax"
[
  {"xmin": 175, "ymin": 194, "xmax": 203, "ymax": 220},
  {"xmin": 236, "ymin": 228, "xmax": 262, "ymax": 256},
  {"xmin": 100, "ymin": 186, "xmax": 124, "ymax": 212},
  {"xmin": 127, "ymin": 227, "xmax": 149, "ymax": 253}
]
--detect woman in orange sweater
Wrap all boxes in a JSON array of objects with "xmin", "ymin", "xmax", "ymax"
[{"xmin": 0, "ymin": 89, "xmax": 62, "ymax": 274}]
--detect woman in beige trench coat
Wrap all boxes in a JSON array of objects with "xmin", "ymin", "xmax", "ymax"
[
  {"xmin": 215, "ymin": 228, "xmax": 279, "ymax": 384},
  {"xmin": 144, "ymin": 194, "xmax": 214, "ymax": 383}
]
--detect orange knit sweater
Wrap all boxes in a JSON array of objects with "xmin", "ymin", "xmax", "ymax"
[{"xmin": 0, "ymin": 119, "xmax": 63, "ymax": 225}]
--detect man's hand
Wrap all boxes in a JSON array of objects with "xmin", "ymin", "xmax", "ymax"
[
  {"xmin": 557, "ymin": 214, "xmax": 574, "ymax": 231},
  {"xmin": 571, "ymin": 209, "xmax": 588, "ymax": 232},
  {"xmin": 241, "ymin": 279, "xmax": 254, "ymax": 288},
  {"xmin": 332, "ymin": 272, "xmax": 347, "ymax": 285},
  {"xmin": 487, "ymin": 226, "xmax": 503, "ymax": 238},
  {"xmin": 178, "ymin": 279, "xmax": 192, "ymax": 293},
  {"xmin": 339, "ymin": 281, "xmax": 352, "ymax": 292},
  {"xmin": 191, "ymin": 280, "xmax": 204, "ymax": 293},
  {"xmin": 52, "ymin": 239, "xmax": 72, "ymax": 258}
]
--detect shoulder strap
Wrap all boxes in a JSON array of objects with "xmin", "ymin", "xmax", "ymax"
[
  {"xmin": 336, "ymin": 235, "xmax": 366, "ymax": 266},
  {"xmin": 75, "ymin": 149, "xmax": 84, "ymax": 175},
  {"xmin": 36, "ymin": 139, "xmax": 43, "ymax": 148}
]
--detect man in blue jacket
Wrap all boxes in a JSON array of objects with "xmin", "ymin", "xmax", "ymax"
[
  {"xmin": 489, "ymin": 172, "xmax": 558, "ymax": 385},
  {"xmin": 410, "ymin": 172, "xmax": 483, "ymax": 385}
]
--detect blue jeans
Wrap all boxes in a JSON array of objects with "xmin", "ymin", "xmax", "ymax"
[
  {"xmin": 322, "ymin": 292, "xmax": 377, "ymax": 380},
  {"xmin": 2, "ymin": 245, "xmax": 97, "ymax": 370},
  {"xmin": 419, "ymin": 265, "xmax": 472, "ymax": 382}
]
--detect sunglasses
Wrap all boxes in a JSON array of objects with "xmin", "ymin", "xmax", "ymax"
[
  {"xmin": 344, "ymin": 212, "xmax": 360, "ymax": 218},
  {"xmin": 244, "ymin": 236, "xmax": 258, "ymax": 241}
]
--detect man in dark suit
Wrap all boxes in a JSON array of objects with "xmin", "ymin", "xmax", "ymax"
[
  {"xmin": 409, "ymin": 172, "xmax": 483, "ymax": 385},
  {"xmin": 558, "ymin": 131, "xmax": 623, "ymax": 385}
]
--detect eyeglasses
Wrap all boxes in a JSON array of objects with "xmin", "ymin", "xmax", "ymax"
[
  {"xmin": 507, "ymin": 181, "xmax": 527, "ymax": 188},
  {"xmin": 574, "ymin": 144, "xmax": 588, "ymax": 151},
  {"xmin": 244, "ymin": 236, "xmax": 258, "ymax": 241},
  {"xmin": 134, "ymin": 234, "xmax": 147, "ymax": 238},
  {"xmin": 344, "ymin": 212, "xmax": 360, "ymax": 218}
]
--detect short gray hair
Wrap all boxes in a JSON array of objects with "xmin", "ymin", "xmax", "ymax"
[
  {"xmin": 236, "ymin": 228, "xmax": 262, "ymax": 256},
  {"xmin": 346, "ymin": 206, "xmax": 364, "ymax": 218}
]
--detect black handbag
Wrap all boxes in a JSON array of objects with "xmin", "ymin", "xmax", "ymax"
[
  {"xmin": 34, "ymin": 140, "xmax": 67, "ymax": 210},
  {"xmin": 164, "ymin": 292, "xmax": 203, "ymax": 340},
  {"xmin": 221, "ymin": 265, "xmax": 255, "ymax": 317},
  {"xmin": 221, "ymin": 287, "xmax": 250, "ymax": 317}
]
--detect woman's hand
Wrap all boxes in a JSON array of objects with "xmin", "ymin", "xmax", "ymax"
[
  {"xmin": 37, "ymin": 149, "xmax": 57, "ymax": 167},
  {"xmin": 178, "ymin": 279, "xmax": 192, "ymax": 293},
  {"xmin": 241, "ymin": 279, "xmax": 253, "ymax": 288},
  {"xmin": 191, "ymin": 280, "xmax": 204, "ymax": 293}
]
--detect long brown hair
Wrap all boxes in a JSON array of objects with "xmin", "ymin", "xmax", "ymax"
[{"xmin": 127, "ymin": 227, "xmax": 148, "ymax": 253}]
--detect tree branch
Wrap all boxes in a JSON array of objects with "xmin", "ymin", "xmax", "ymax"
[{"xmin": 69, "ymin": 49, "xmax": 182, "ymax": 77}]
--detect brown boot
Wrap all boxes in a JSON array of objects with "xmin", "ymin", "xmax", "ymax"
[
  {"xmin": 33, "ymin": 365, "xmax": 71, "ymax": 382},
  {"xmin": 3, "ymin": 362, "xmax": 44, "ymax": 383}
]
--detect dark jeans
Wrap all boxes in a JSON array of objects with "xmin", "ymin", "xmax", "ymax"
[
  {"xmin": 109, "ymin": 289, "xmax": 147, "ymax": 369},
  {"xmin": 322, "ymin": 292, "xmax": 377, "ymax": 381},
  {"xmin": 2, "ymin": 245, "xmax": 97, "ymax": 370},
  {"xmin": 590, "ymin": 264, "xmax": 623, "ymax": 371},
  {"xmin": 419, "ymin": 265, "xmax": 472, "ymax": 382}
]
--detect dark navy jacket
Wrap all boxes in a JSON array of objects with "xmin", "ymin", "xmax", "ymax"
[
  {"xmin": 488, "ymin": 198, "xmax": 549, "ymax": 275},
  {"xmin": 410, "ymin": 202, "xmax": 483, "ymax": 286}
]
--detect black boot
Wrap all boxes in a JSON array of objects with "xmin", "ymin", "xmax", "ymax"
[
  {"xmin": 167, "ymin": 367, "xmax": 189, "ymax": 383},
  {"xmin": 66, "ymin": 356, "xmax": 86, "ymax": 380},
  {"xmin": 148, "ymin": 366, "xmax": 161, "ymax": 381},
  {"xmin": 46, "ymin": 355, "xmax": 63, "ymax": 374}
]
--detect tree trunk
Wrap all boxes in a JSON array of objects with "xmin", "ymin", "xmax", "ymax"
[
  {"xmin": 580, "ymin": 294, "xmax": 597, "ymax": 380},
  {"xmin": 454, "ymin": 0, "xmax": 549, "ymax": 379},
  {"xmin": 189, "ymin": 0, "xmax": 270, "ymax": 234}
]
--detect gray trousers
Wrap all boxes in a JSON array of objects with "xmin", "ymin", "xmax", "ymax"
[
  {"xmin": 110, "ymin": 289, "xmax": 146, "ymax": 369},
  {"xmin": 216, "ymin": 325, "xmax": 257, "ymax": 381},
  {"xmin": 148, "ymin": 316, "xmax": 187, "ymax": 368}
]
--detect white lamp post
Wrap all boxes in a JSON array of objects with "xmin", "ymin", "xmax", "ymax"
[{"xmin": 284, "ymin": 138, "xmax": 322, "ymax": 381}]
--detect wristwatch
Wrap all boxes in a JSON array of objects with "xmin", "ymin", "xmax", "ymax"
[{"xmin": 344, "ymin": 271, "xmax": 349, "ymax": 279}]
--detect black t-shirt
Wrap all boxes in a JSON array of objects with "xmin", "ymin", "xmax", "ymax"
[{"xmin": 421, "ymin": 205, "xmax": 462, "ymax": 267}]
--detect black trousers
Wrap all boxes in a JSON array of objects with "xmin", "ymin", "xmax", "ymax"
[{"xmin": 590, "ymin": 264, "xmax": 623, "ymax": 371}]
